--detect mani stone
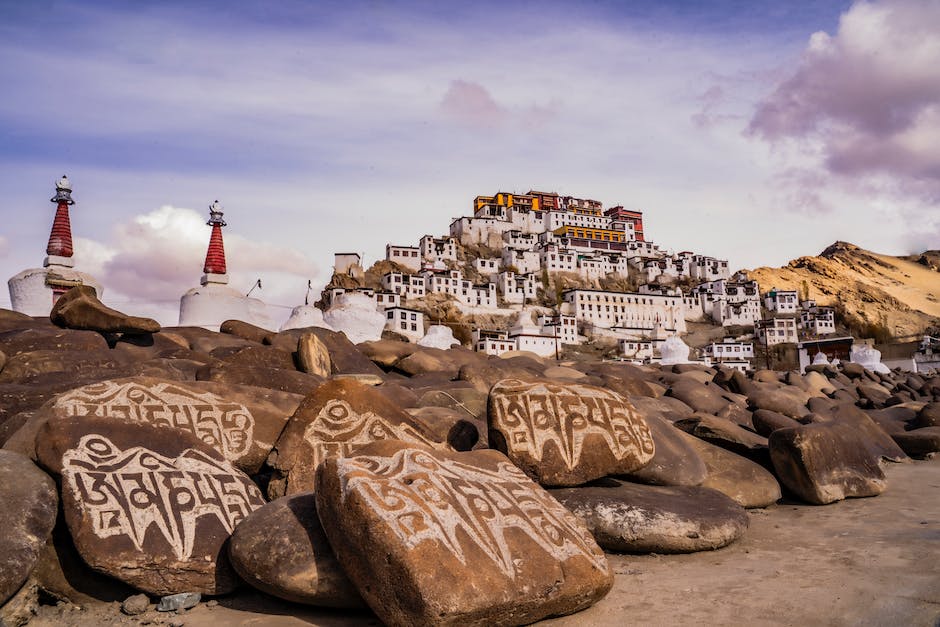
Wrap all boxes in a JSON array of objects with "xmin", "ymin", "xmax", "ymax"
[
  {"xmin": 50, "ymin": 285, "xmax": 160, "ymax": 334},
  {"xmin": 228, "ymin": 493, "xmax": 363, "ymax": 608},
  {"xmin": 35, "ymin": 415, "xmax": 266, "ymax": 596},
  {"xmin": 46, "ymin": 377, "xmax": 303, "ymax": 475},
  {"xmin": 0, "ymin": 451, "xmax": 58, "ymax": 605},
  {"xmin": 315, "ymin": 440, "xmax": 613, "ymax": 627},
  {"xmin": 769, "ymin": 421, "xmax": 889, "ymax": 505},
  {"xmin": 551, "ymin": 479, "xmax": 748, "ymax": 554},
  {"xmin": 266, "ymin": 378, "xmax": 447, "ymax": 498},
  {"xmin": 487, "ymin": 378, "xmax": 655, "ymax": 486}
]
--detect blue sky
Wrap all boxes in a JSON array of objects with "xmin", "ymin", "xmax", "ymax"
[{"xmin": 1, "ymin": 0, "xmax": 936, "ymax": 325}]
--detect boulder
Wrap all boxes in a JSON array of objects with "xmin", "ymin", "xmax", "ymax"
[
  {"xmin": 0, "ymin": 349, "xmax": 132, "ymax": 384},
  {"xmin": 315, "ymin": 441, "xmax": 613, "ymax": 626},
  {"xmin": 267, "ymin": 379, "xmax": 447, "ymax": 498},
  {"xmin": 46, "ymin": 377, "xmax": 302, "ymax": 474},
  {"xmin": 769, "ymin": 421, "xmax": 890, "ymax": 505},
  {"xmin": 681, "ymin": 430, "xmax": 781, "ymax": 508},
  {"xmin": 488, "ymin": 378, "xmax": 655, "ymax": 486},
  {"xmin": 212, "ymin": 344, "xmax": 296, "ymax": 371},
  {"xmin": 358, "ymin": 339, "xmax": 418, "ymax": 369},
  {"xmin": 35, "ymin": 416, "xmax": 265, "ymax": 595},
  {"xmin": 912, "ymin": 402, "xmax": 940, "ymax": 429},
  {"xmin": 394, "ymin": 348, "xmax": 461, "ymax": 378},
  {"xmin": 666, "ymin": 380, "xmax": 730, "ymax": 415},
  {"xmin": 551, "ymin": 479, "xmax": 748, "ymax": 553},
  {"xmin": 219, "ymin": 319, "xmax": 270, "ymax": 343},
  {"xmin": 0, "ymin": 451, "xmax": 58, "ymax": 605},
  {"xmin": 269, "ymin": 328, "xmax": 384, "ymax": 377},
  {"xmin": 0, "ymin": 326, "xmax": 108, "ymax": 357},
  {"xmin": 297, "ymin": 332, "xmax": 332, "ymax": 377},
  {"xmin": 891, "ymin": 427, "xmax": 940, "ymax": 459},
  {"xmin": 228, "ymin": 493, "xmax": 364, "ymax": 608},
  {"xmin": 751, "ymin": 409, "xmax": 802, "ymax": 437},
  {"xmin": 746, "ymin": 387, "xmax": 811, "ymax": 420},
  {"xmin": 198, "ymin": 364, "xmax": 325, "ymax": 397},
  {"xmin": 50, "ymin": 286, "xmax": 160, "ymax": 334},
  {"xmin": 623, "ymin": 415, "xmax": 707, "ymax": 487},
  {"xmin": 674, "ymin": 413, "xmax": 769, "ymax": 464}
]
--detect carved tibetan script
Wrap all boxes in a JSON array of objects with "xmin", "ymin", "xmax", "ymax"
[
  {"xmin": 63, "ymin": 435, "xmax": 265, "ymax": 561},
  {"xmin": 490, "ymin": 379, "xmax": 654, "ymax": 470},
  {"xmin": 337, "ymin": 448, "xmax": 606, "ymax": 578},
  {"xmin": 54, "ymin": 381, "xmax": 255, "ymax": 462},
  {"xmin": 303, "ymin": 399, "xmax": 438, "ymax": 468}
]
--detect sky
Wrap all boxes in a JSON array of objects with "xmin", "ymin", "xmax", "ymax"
[{"xmin": 0, "ymin": 0, "xmax": 937, "ymax": 326}]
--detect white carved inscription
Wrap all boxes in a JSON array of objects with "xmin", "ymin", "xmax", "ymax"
[
  {"xmin": 302, "ymin": 399, "xmax": 438, "ymax": 469},
  {"xmin": 490, "ymin": 379, "xmax": 654, "ymax": 470},
  {"xmin": 337, "ymin": 448, "xmax": 607, "ymax": 578},
  {"xmin": 54, "ymin": 381, "xmax": 255, "ymax": 462},
  {"xmin": 62, "ymin": 435, "xmax": 265, "ymax": 561}
]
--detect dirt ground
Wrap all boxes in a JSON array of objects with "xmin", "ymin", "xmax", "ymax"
[{"xmin": 30, "ymin": 457, "xmax": 940, "ymax": 627}]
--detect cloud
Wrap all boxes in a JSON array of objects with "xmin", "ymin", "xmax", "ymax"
[
  {"xmin": 439, "ymin": 80, "xmax": 558, "ymax": 130},
  {"xmin": 748, "ymin": 0, "xmax": 940, "ymax": 201},
  {"xmin": 74, "ymin": 205, "xmax": 318, "ymax": 325}
]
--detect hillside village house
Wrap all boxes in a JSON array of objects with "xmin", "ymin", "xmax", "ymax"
[
  {"xmin": 385, "ymin": 244, "xmax": 421, "ymax": 272},
  {"xmin": 562, "ymin": 288, "xmax": 688, "ymax": 336},
  {"xmin": 764, "ymin": 288, "xmax": 799, "ymax": 314},
  {"xmin": 755, "ymin": 317, "xmax": 798, "ymax": 345},
  {"xmin": 385, "ymin": 306, "xmax": 425, "ymax": 342},
  {"xmin": 799, "ymin": 301, "xmax": 836, "ymax": 336}
]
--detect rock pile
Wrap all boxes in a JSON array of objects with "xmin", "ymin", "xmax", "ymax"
[{"xmin": 1, "ymin": 289, "xmax": 939, "ymax": 625}]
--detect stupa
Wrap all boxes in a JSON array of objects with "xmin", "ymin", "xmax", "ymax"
[
  {"xmin": 178, "ymin": 201, "xmax": 274, "ymax": 331},
  {"xmin": 8, "ymin": 176, "xmax": 102, "ymax": 316}
]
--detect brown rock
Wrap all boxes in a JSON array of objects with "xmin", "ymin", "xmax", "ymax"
[
  {"xmin": 666, "ymin": 380, "xmax": 731, "ymax": 415},
  {"xmin": 551, "ymin": 479, "xmax": 747, "ymax": 554},
  {"xmin": 0, "ymin": 451, "xmax": 58, "ymax": 605},
  {"xmin": 488, "ymin": 378, "xmax": 655, "ymax": 486},
  {"xmin": 267, "ymin": 379, "xmax": 447, "ymax": 498},
  {"xmin": 212, "ymin": 344, "xmax": 296, "ymax": 371},
  {"xmin": 228, "ymin": 493, "xmax": 364, "ymax": 608},
  {"xmin": 769, "ymin": 421, "xmax": 889, "ymax": 505},
  {"xmin": 394, "ymin": 347, "xmax": 460, "ymax": 378},
  {"xmin": 297, "ymin": 332, "xmax": 332, "ymax": 377},
  {"xmin": 674, "ymin": 413, "xmax": 769, "ymax": 464},
  {"xmin": 219, "ymin": 319, "xmax": 270, "ymax": 343},
  {"xmin": 199, "ymin": 364, "xmax": 325, "ymax": 396},
  {"xmin": 357, "ymin": 339, "xmax": 418, "ymax": 369},
  {"xmin": 267, "ymin": 328, "xmax": 383, "ymax": 377},
  {"xmin": 315, "ymin": 440, "xmax": 613, "ymax": 626},
  {"xmin": 0, "ymin": 326, "xmax": 108, "ymax": 357},
  {"xmin": 891, "ymin": 427, "xmax": 940, "ymax": 458},
  {"xmin": 0, "ymin": 349, "xmax": 131, "ymax": 384},
  {"xmin": 35, "ymin": 416, "xmax": 265, "ymax": 595},
  {"xmin": 681, "ymin": 430, "xmax": 781, "ymax": 508},
  {"xmin": 623, "ymin": 415, "xmax": 707, "ymax": 487},
  {"xmin": 751, "ymin": 409, "xmax": 802, "ymax": 437},
  {"xmin": 746, "ymin": 387, "xmax": 811, "ymax": 420},
  {"xmin": 406, "ymin": 406, "xmax": 483, "ymax": 451},
  {"xmin": 50, "ymin": 286, "xmax": 160, "ymax": 334},
  {"xmin": 46, "ymin": 377, "xmax": 302, "ymax": 474}
]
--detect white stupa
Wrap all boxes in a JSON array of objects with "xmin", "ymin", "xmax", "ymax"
[
  {"xmin": 8, "ymin": 176, "xmax": 103, "ymax": 316},
  {"xmin": 850, "ymin": 344, "xmax": 891, "ymax": 374},
  {"xmin": 280, "ymin": 304, "xmax": 334, "ymax": 332},
  {"xmin": 659, "ymin": 334, "xmax": 692, "ymax": 365},
  {"xmin": 322, "ymin": 291, "xmax": 385, "ymax": 344},
  {"xmin": 812, "ymin": 351, "xmax": 830, "ymax": 366},
  {"xmin": 418, "ymin": 324, "xmax": 460, "ymax": 349},
  {"xmin": 178, "ymin": 201, "xmax": 274, "ymax": 331}
]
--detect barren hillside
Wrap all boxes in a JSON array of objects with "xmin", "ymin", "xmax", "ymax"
[{"xmin": 746, "ymin": 241, "xmax": 940, "ymax": 337}]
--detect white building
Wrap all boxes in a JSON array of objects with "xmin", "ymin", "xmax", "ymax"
[
  {"xmin": 420, "ymin": 235, "xmax": 458, "ymax": 264},
  {"xmin": 764, "ymin": 288, "xmax": 799, "ymax": 314},
  {"xmin": 690, "ymin": 276, "xmax": 761, "ymax": 327},
  {"xmin": 508, "ymin": 308, "xmax": 559, "ymax": 358},
  {"xmin": 385, "ymin": 245, "xmax": 422, "ymax": 272},
  {"xmin": 703, "ymin": 340, "xmax": 754, "ymax": 361},
  {"xmin": 474, "ymin": 258, "xmax": 500, "ymax": 279},
  {"xmin": 562, "ymin": 288, "xmax": 687, "ymax": 336},
  {"xmin": 537, "ymin": 314, "xmax": 579, "ymax": 345},
  {"xmin": 384, "ymin": 306, "xmax": 425, "ymax": 342},
  {"xmin": 498, "ymin": 271, "xmax": 538, "ymax": 305},
  {"xmin": 501, "ymin": 247, "xmax": 541, "ymax": 275},
  {"xmin": 473, "ymin": 329, "xmax": 517, "ymax": 356},
  {"xmin": 539, "ymin": 246, "xmax": 577, "ymax": 273},
  {"xmin": 689, "ymin": 255, "xmax": 730, "ymax": 282},
  {"xmin": 755, "ymin": 317, "xmax": 798, "ymax": 345},
  {"xmin": 800, "ymin": 305, "xmax": 836, "ymax": 336},
  {"xmin": 333, "ymin": 252, "xmax": 363, "ymax": 277},
  {"xmin": 619, "ymin": 339, "xmax": 653, "ymax": 360},
  {"xmin": 382, "ymin": 272, "xmax": 427, "ymax": 300}
]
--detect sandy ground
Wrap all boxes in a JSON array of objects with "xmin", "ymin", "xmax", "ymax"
[{"xmin": 30, "ymin": 457, "xmax": 940, "ymax": 627}]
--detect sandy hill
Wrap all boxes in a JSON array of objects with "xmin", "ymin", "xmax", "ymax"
[{"xmin": 746, "ymin": 241, "xmax": 940, "ymax": 338}]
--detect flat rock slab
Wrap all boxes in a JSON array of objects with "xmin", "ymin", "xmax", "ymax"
[
  {"xmin": 769, "ymin": 421, "xmax": 888, "ymax": 505},
  {"xmin": 47, "ymin": 377, "xmax": 302, "ymax": 474},
  {"xmin": 51, "ymin": 285, "xmax": 160, "ymax": 334},
  {"xmin": 891, "ymin": 427, "xmax": 940, "ymax": 459},
  {"xmin": 0, "ymin": 451, "xmax": 58, "ymax": 605},
  {"xmin": 488, "ymin": 378, "xmax": 655, "ymax": 486},
  {"xmin": 315, "ymin": 441, "xmax": 613, "ymax": 627},
  {"xmin": 229, "ymin": 493, "xmax": 363, "ymax": 608},
  {"xmin": 551, "ymin": 479, "xmax": 748, "ymax": 554},
  {"xmin": 267, "ymin": 379, "xmax": 447, "ymax": 498},
  {"xmin": 36, "ymin": 415, "xmax": 265, "ymax": 596}
]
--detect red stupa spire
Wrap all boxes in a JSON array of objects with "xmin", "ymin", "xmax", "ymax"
[
  {"xmin": 46, "ymin": 175, "xmax": 75, "ymax": 258},
  {"xmin": 203, "ymin": 200, "xmax": 227, "ymax": 275}
]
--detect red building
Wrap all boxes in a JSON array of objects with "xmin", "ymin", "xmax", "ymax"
[{"xmin": 604, "ymin": 205, "xmax": 645, "ymax": 241}]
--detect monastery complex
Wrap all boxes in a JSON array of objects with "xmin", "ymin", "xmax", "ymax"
[{"xmin": 8, "ymin": 178, "xmax": 937, "ymax": 372}]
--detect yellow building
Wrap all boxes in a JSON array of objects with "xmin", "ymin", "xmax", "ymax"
[
  {"xmin": 553, "ymin": 225, "xmax": 626, "ymax": 242},
  {"xmin": 474, "ymin": 192, "xmax": 541, "ymax": 212}
]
